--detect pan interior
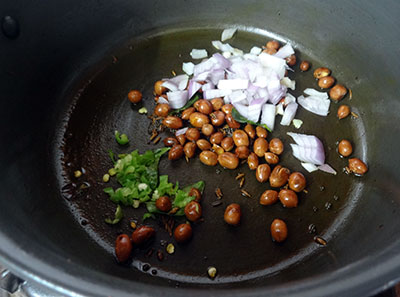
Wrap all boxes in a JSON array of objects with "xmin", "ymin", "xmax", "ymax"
[{"xmin": 58, "ymin": 26, "xmax": 364, "ymax": 284}]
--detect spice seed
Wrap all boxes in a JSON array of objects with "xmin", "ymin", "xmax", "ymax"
[
  {"xmin": 130, "ymin": 221, "xmax": 137, "ymax": 229},
  {"xmin": 157, "ymin": 250, "xmax": 164, "ymax": 261},
  {"xmin": 211, "ymin": 200, "xmax": 222, "ymax": 207},
  {"xmin": 235, "ymin": 173, "xmax": 245, "ymax": 180},
  {"xmin": 153, "ymin": 136, "xmax": 161, "ymax": 144},
  {"xmin": 215, "ymin": 188, "xmax": 223, "ymax": 199},
  {"xmin": 349, "ymin": 88, "xmax": 353, "ymax": 99},
  {"xmin": 351, "ymin": 111, "xmax": 359, "ymax": 118},
  {"xmin": 239, "ymin": 177, "xmax": 245, "ymax": 188},
  {"xmin": 241, "ymin": 189, "xmax": 251, "ymax": 198},
  {"xmin": 314, "ymin": 236, "xmax": 327, "ymax": 246}
]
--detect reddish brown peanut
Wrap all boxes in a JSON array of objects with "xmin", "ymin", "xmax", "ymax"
[
  {"xmin": 218, "ymin": 152, "xmax": 239, "ymax": 169},
  {"xmin": 199, "ymin": 151, "xmax": 218, "ymax": 166},
  {"xmin": 318, "ymin": 76, "xmax": 335, "ymax": 89},
  {"xmin": 131, "ymin": 226, "xmax": 155, "ymax": 245},
  {"xmin": 247, "ymin": 152, "xmax": 259, "ymax": 170},
  {"xmin": 253, "ymin": 138, "xmax": 269, "ymax": 157},
  {"xmin": 154, "ymin": 103, "xmax": 170, "ymax": 117},
  {"xmin": 286, "ymin": 54, "xmax": 297, "ymax": 66},
  {"xmin": 260, "ymin": 190, "xmax": 279, "ymax": 206},
  {"xmin": 270, "ymin": 165, "xmax": 290, "ymax": 188},
  {"xmin": 210, "ymin": 111, "xmax": 225, "ymax": 126},
  {"xmin": 264, "ymin": 152, "xmax": 279, "ymax": 165},
  {"xmin": 115, "ymin": 234, "xmax": 132, "ymax": 262},
  {"xmin": 196, "ymin": 139, "xmax": 212, "ymax": 151},
  {"xmin": 176, "ymin": 134, "xmax": 186, "ymax": 146},
  {"xmin": 221, "ymin": 137, "xmax": 234, "ymax": 152},
  {"xmin": 184, "ymin": 142, "xmax": 197, "ymax": 158},
  {"xmin": 221, "ymin": 104, "xmax": 234, "ymax": 115},
  {"xmin": 244, "ymin": 124, "xmax": 256, "ymax": 139},
  {"xmin": 189, "ymin": 112, "xmax": 209, "ymax": 128},
  {"xmin": 338, "ymin": 140, "xmax": 353, "ymax": 157},
  {"xmin": 233, "ymin": 130, "xmax": 249, "ymax": 147},
  {"xmin": 156, "ymin": 196, "xmax": 172, "ymax": 212},
  {"xmin": 329, "ymin": 84, "xmax": 347, "ymax": 101},
  {"xmin": 224, "ymin": 203, "xmax": 241, "ymax": 226},
  {"xmin": 235, "ymin": 145, "xmax": 250, "ymax": 159},
  {"xmin": 210, "ymin": 98, "xmax": 224, "ymax": 110},
  {"xmin": 266, "ymin": 40, "xmax": 280, "ymax": 50},
  {"xmin": 225, "ymin": 114, "xmax": 241, "ymax": 129},
  {"xmin": 337, "ymin": 105, "xmax": 350, "ymax": 119},
  {"xmin": 188, "ymin": 188, "xmax": 202, "ymax": 202},
  {"xmin": 163, "ymin": 116, "xmax": 183, "ymax": 129},
  {"xmin": 313, "ymin": 67, "xmax": 331, "ymax": 79},
  {"xmin": 184, "ymin": 201, "xmax": 202, "ymax": 221},
  {"xmin": 299, "ymin": 61, "xmax": 310, "ymax": 72},
  {"xmin": 256, "ymin": 164, "xmax": 271, "ymax": 183},
  {"xmin": 279, "ymin": 189, "xmax": 298, "ymax": 208},
  {"xmin": 168, "ymin": 144, "xmax": 184, "ymax": 160},
  {"xmin": 201, "ymin": 123, "xmax": 214, "ymax": 136},
  {"xmin": 154, "ymin": 80, "xmax": 166, "ymax": 95},
  {"xmin": 271, "ymin": 219, "xmax": 288, "ymax": 242},
  {"xmin": 181, "ymin": 107, "xmax": 195, "ymax": 120},
  {"xmin": 269, "ymin": 138, "xmax": 284, "ymax": 155},
  {"xmin": 128, "ymin": 90, "xmax": 142, "ymax": 103},
  {"xmin": 174, "ymin": 223, "xmax": 193, "ymax": 243},
  {"xmin": 163, "ymin": 137, "xmax": 179, "ymax": 147},
  {"xmin": 288, "ymin": 172, "xmax": 306, "ymax": 192},
  {"xmin": 195, "ymin": 99, "xmax": 213, "ymax": 115},
  {"xmin": 256, "ymin": 126, "xmax": 268, "ymax": 138},
  {"xmin": 185, "ymin": 128, "xmax": 200, "ymax": 141},
  {"xmin": 349, "ymin": 158, "xmax": 368, "ymax": 175},
  {"xmin": 210, "ymin": 132, "xmax": 224, "ymax": 145}
]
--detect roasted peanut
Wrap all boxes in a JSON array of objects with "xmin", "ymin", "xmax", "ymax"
[
  {"xmin": 244, "ymin": 124, "xmax": 256, "ymax": 139},
  {"xmin": 286, "ymin": 54, "xmax": 297, "ymax": 66},
  {"xmin": 128, "ymin": 90, "xmax": 142, "ymax": 103},
  {"xmin": 210, "ymin": 98, "xmax": 224, "ymax": 110},
  {"xmin": 185, "ymin": 128, "xmax": 200, "ymax": 141},
  {"xmin": 156, "ymin": 196, "xmax": 172, "ymax": 212},
  {"xmin": 176, "ymin": 134, "xmax": 186, "ymax": 146},
  {"xmin": 271, "ymin": 219, "xmax": 288, "ymax": 242},
  {"xmin": 199, "ymin": 151, "xmax": 218, "ymax": 166},
  {"xmin": 253, "ymin": 138, "xmax": 269, "ymax": 157},
  {"xmin": 188, "ymin": 188, "xmax": 202, "ymax": 202},
  {"xmin": 195, "ymin": 99, "xmax": 213, "ymax": 115},
  {"xmin": 256, "ymin": 126, "xmax": 268, "ymax": 138},
  {"xmin": 266, "ymin": 40, "xmax": 280, "ymax": 50},
  {"xmin": 278, "ymin": 189, "xmax": 298, "ymax": 208},
  {"xmin": 247, "ymin": 152, "xmax": 259, "ymax": 170},
  {"xmin": 329, "ymin": 84, "xmax": 347, "ymax": 101},
  {"xmin": 189, "ymin": 112, "xmax": 209, "ymax": 128},
  {"xmin": 264, "ymin": 152, "xmax": 279, "ymax": 165},
  {"xmin": 174, "ymin": 223, "xmax": 193, "ymax": 243},
  {"xmin": 218, "ymin": 152, "xmax": 239, "ymax": 169},
  {"xmin": 154, "ymin": 80, "xmax": 166, "ymax": 95},
  {"xmin": 299, "ymin": 61, "xmax": 310, "ymax": 72},
  {"xmin": 318, "ymin": 76, "xmax": 335, "ymax": 89},
  {"xmin": 131, "ymin": 226, "xmax": 155, "ymax": 245},
  {"xmin": 115, "ymin": 234, "xmax": 132, "ymax": 262},
  {"xmin": 163, "ymin": 137, "xmax": 179, "ymax": 147},
  {"xmin": 221, "ymin": 137, "xmax": 234, "ymax": 152},
  {"xmin": 210, "ymin": 110, "xmax": 225, "ymax": 126},
  {"xmin": 235, "ymin": 145, "xmax": 250, "ymax": 159},
  {"xmin": 154, "ymin": 103, "xmax": 170, "ymax": 117},
  {"xmin": 184, "ymin": 142, "xmax": 197, "ymax": 158},
  {"xmin": 221, "ymin": 104, "xmax": 234, "ymax": 114},
  {"xmin": 224, "ymin": 203, "xmax": 241, "ymax": 226},
  {"xmin": 313, "ymin": 67, "xmax": 331, "ymax": 79},
  {"xmin": 349, "ymin": 158, "xmax": 368, "ymax": 175},
  {"xmin": 168, "ymin": 144, "xmax": 184, "ymax": 160},
  {"xmin": 256, "ymin": 164, "xmax": 271, "ymax": 183},
  {"xmin": 184, "ymin": 201, "xmax": 202, "ymax": 221},
  {"xmin": 163, "ymin": 116, "xmax": 183, "ymax": 129},
  {"xmin": 270, "ymin": 165, "xmax": 290, "ymax": 188},
  {"xmin": 225, "ymin": 114, "xmax": 241, "ymax": 129},
  {"xmin": 233, "ymin": 130, "xmax": 249, "ymax": 147},
  {"xmin": 181, "ymin": 107, "xmax": 195, "ymax": 120},
  {"xmin": 269, "ymin": 138, "xmax": 284, "ymax": 155},
  {"xmin": 338, "ymin": 139, "xmax": 353, "ymax": 157},
  {"xmin": 210, "ymin": 132, "xmax": 224, "ymax": 145},
  {"xmin": 260, "ymin": 190, "xmax": 278, "ymax": 206},
  {"xmin": 201, "ymin": 123, "xmax": 214, "ymax": 136},
  {"xmin": 288, "ymin": 172, "xmax": 306, "ymax": 192},
  {"xmin": 196, "ymin": 139, "xmax": 212, "ymax": 151},
  {"xmin": 337, "ymin": 105, "xmax": 350, "ymax": 119}
]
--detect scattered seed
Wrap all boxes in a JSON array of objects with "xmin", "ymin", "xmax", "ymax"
[
  {"xmin": 168, "ymin": 207, "xmax": 179, "ymax": 215},
  {"xmin": 102, "ymin": 173, "xmax": 110, "ymax": 183},
  {"xmin": 312, "ymin": 206, "xmax": 318, "ymax": 212},
  {"xmin": 344, "ymin": 166, "xmax": 351, "ymax": 174},
  {"xmin": 166, "ymin": 243, "xmax": 175, "ymax": 254},
  {"xmin": 215, "ymin": 188, "xmax": 223, "ymax": 199},
  {"xmin": 308, "ymin": 224, "xmax": 317, "ymax": 234},
  {"xmin": 303, "ymin": 189, "xmax": 309, "ymax": 194},
  {"xmin": 333, "ymin": 195, "xmax": 339, "ymax": 201},
  {"xmin": 130, "ymin": 221, "xmax": 137, "ymax": 229},
  {"xmin": 157, "ymin": 250, "xmax": 164, "ymax": 261},
  {"xmin": 235, "ymin": 173, "xmax": 245, "ymax": 180},
  {"xmin": 241, "ymin": 189, "xmax": 251, "ymax": 198},
  {"xmin": 351, "ymin": 111, "xmax": 359, "ymax": 118},
  {"xmin": 325, "ymin": 202, "xmax": 332, "ymax": 210},
  {"xmin": 207, "ymin": 266, "xmax": 217, "ymax": 279},
  {"xmin": 211, "ymin": 200, "xmax": 223, "ymax": 207},
  {"xmin": 215, "ymin": 169, "xmax": 221, "ymax": 175},
  {"xmin": 171, "ymin": 70, "xmax": 177, "ymax": 76},
  {"xmin": 145, "ymin": 248, "xmax": 154, "ymax": 258},
  {"xmin": 239, "ymin": 177, "xmax": 245, "ymax": 188},
  {"xmin": 149, "ymin": 130, "xmax": 158, "ymax": 142},
  {"xmin": 349, "ymin": 88, "xmax": 353, "ymax": 99},
  {"xmin": 153, "ymin": 136, "xmax": 161, "ymax": 144},
  {"xmin": 160, "ymin": 240, "xmax": 167, "ymax": 246},
  {"xmin": 74, "ymin": 170, "xmax": 82, "ymax": 178},
  {"xmin": 240, "ymin": 159, "xmax": 247, "ymax": 165},
  {"xmin": 319, "ymin": 186, "xmax": 325, "ymax": 191},
  {"xmin": 314, "ymin": 236, "xmax": 327, "ymax": 246},
  {"xmin": 139, "ymin": 107, "xmax": 148, "ymax": 114},
  {"xmin": 185, "ymin": 156, "xmax": 190, "ymax": 163}
]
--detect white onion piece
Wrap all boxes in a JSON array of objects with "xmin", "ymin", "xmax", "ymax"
[
  {"xmin": 212, "ymin": 53, "xmax": 232, "ymax": 69},
  {"xmin": 304, "ymin": 88, "xmax": 328, "ymax": 99},
  {"xmin": 287, "ymin": 132, "xmax": 325, "ymax": 165},
  {"xmin": 243, "ymin": 54, "xmax": 258, "ymax": 62},
  {"xmin": 161, "ymin": 81, "xmax": 178, "ymax": 91},
  {"xmin": 202, "ymin": 81, "xmax": 215, "ymax": 91},
  {"xmin": 193, "ymin": 71, "xmax": 210, "ymax": 82},
  {"xmin": 253, "ymin": 75, "xmax": 268, "ymax": 88},
  {"xmin": 182, "ymin": 62, "xmax": 195, "ymax": 75},
  {"xmin": 318, "ymin": 164, "xmax": 337, "ymax": 175},
  {"xmin": 247, "ymin": 98, "xmax": 265, "ymax": 122},
  {"xmin": 157, "ymin": 96, "xmax": 169, "ymax": 104},
  {"xmin": 232, "ymin": 48, "xmax": 244, "ymax": 56},
  {"xmin": 232, "ymin": 102, "xmax": 248, "ymax": 118},
  {"xmin": 250, "ymin": 46, "xmax": 262, "ymax": 55},
  {"xmin": 256, "ymin": 87, "xmax": 269, "ymax": 100},
  {"xmin": 222, "ymin": 51, "xmax": 231, "ymax": 58},
  {"xmin": 284, "ymin": 93, "xmax": 296, "ymax": 105},
  {"xmin": 218, "ymin": 79, "xmax": 249, "ymax": 90},
  {"xmin": 301, "ymin": 162, "xmax": 319, "ymax": 173},
  {"xmin": 212, "ymin": 41, "xmax": 234, "ymax": 52},
  {"xmin": 274, "ymin": 43, "xmax": 295, "ymax": 59},
  {"xmin": 190, "ymin": 49, "xmax": 208, "ymax": 59},
  {"xmin": 292, "ymin": 119, "xmax": 303, "ymax": 129},
  {"xmin": 281, "ymin": 77, "xmax": 296, "ymax": 90},
  {"xmin": 221, "ymin": 28, "xmax": 237, "ymax": 42},
  {"xmin": 258, "ymin": 53, "xmax": 286, "ymax": 79},
  {"xmin": 193, "ymin": 59, "xmax": 215, "ymax": 76},
  {"xmin": 170, "ymin": 74, "xmax": 189, "ymax": 85},
  {"xmin": 203, "ymin": 89, "xmax": 232, "ymax": 100},
  {"xmin": 298, "ymin": 95, "xmax": 330, "ymax": 116},
  {"xmin": 280, "ymin": 102, "xmax": 298, "ymax": 126},
  {"xmin": 261, "ymin": 103, "xmax": 276, "ymax": 131},
  {"xmin": 188, "ymin": 80, "xmax": 202, "ymax": 99},
  {"xmin": 175, "ymin": 127, "xmax": 188, "ymax": 137},
  {"xmin": 177, "ymin": 76, "xmax": 189, "ymax": 91},
  {"xmin": 228, "ymin": 90, "xmax": 247, "ymax": 103},
  {"xmin": 167, "ymin": 90, "xmax": 188, "ymax": 109},
  {"xmin": 209, "ymin": 69, "xmax": 226, "ymax": 85}
]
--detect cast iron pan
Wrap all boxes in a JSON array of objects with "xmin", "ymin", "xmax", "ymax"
[{"xmin": 60, "ymin": 27, "xmax": 363, "ymax": 283}]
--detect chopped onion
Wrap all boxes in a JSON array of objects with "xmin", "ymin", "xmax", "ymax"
[
  {"xmin": 292, "ymin": 119, "xmax": 303, "ymax": 129},
  {"xmin": 167, "ymin": 90, "xmax": 188, "ymax": 109},
  {"xmin": 318, "ymin": 164, "xmax": 337, "ymax": 175},
  {"xmin": 221, "ymin": 28, "xmax": 237, "ymax": 42},
  {"xmin": 157, "ymin": 96, "xmax": 169, "ymax": 104},
  {"xmin": 203, "ymin": 89, "xmax": 232, "ymax": 100},
  {"xmin": 274, "ymin": 43, "xmax": 295, "ymax": 59},
  {"xmin": 175, "ymin": 127, "xmax": 188, "ymax": 136},
  {"xmin": 284, "ymin": 93, "xmax": 296, "ymax": 105},
  {"xmin": 258, "ymin": 52, "xmax": 286, "ymax": 79},
  {"xmin": 212, "ymin": 53, "xmax": 232, "ymax": 69},
  {"xmin": 193, "ymin": 58, "xmax": 215, "ymax": 76},
  {"xmin": 202, "ymin": 81, "xmax": 215, "ymax": 91},
  {"xmin": 212, "ymin": 41, "xmax": 234, "ymax": 52},
  {"xmin": 161, "ymin": 81, "xmax": 178, "ymax": 91},
  {"xmin": 250, "ymin": 46, "xmax": 262, "ymax": 55},
  {"xmin": 218, "ymin": 79, "xmax": 249, "ymax": 90},
  {"xmin": 169, "ymin": 74, "xmax": 189, "ymax": 90},
  {"xmin": 193, "ymin": 71, "xmax": 210, "ymax": 81},
  {"xmin": 222, "ymin": 51, "xmax": 231, "ymax": 58},
  {"xmin": 247, "ymin": 98, "xmax": 265, "ymax": 122},
  {"xmin": 232, "ymin": 102, "xmax": 248, "ymax": 118},
  {"xmin": 228, "ymin": 90, "xmax": 247, "ymax": 103},
  {"xmin": 182, "ymin": 62, "xmax": 195, "ymax": 75},
  {"xmin": 276, "ymin": 102, "xmax": 284, "ymax": 115},
  {"xmin": 280, "ymin": 102, "xmax": 298, "ymax": 126},
  {"xmin": 188, "ymin": 80, "xmax": 202, "ymax": 99},
  {"xmin": 298, "ymin": 95, "xmax": 330, "ymax": 116},
  {"xmin": 261, "ymin": 103, "xmax": 276, "ymax": 131},
  {"xmin": 281, "ymin": 77, "xmax": 296, "ymax": 90},
  {"xmin": 304, "ymin": 88, "xmax": 328, "ymax": 99},
  {"xmin": 256, "ymin": 87, "xmax": 269, "ymax": 100},
  {"xmin": 301, "ymin": 162, "xmax": 319, "ymax": 173},
  {"xmin": 209, "ymin": 69, "xmax": 226, "ymax": 85},
  {"xmin": 287, "ymin": 132, "xmax": 325, "ymax": 165},
  {"xmin": 190, "ymin": 49, "xmax": 208, "ymax": 59}
]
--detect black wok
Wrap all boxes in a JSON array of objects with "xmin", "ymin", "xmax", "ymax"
[{"xmin": 0, "ymin": 1, "xmax": 400, "ymax": 296}]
